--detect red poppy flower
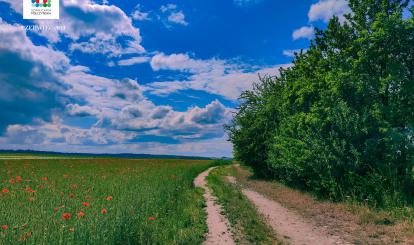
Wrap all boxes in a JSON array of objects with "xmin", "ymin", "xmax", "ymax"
[
  {"xmin": 77, "ymin": 211, "xmax": 85, "ymax": 218},
  {"xmin": 2, "ymin": 188, "xmax": 9, "ymax": 194},
  {"xmin": 1, "ymin": 225, "xmax": 8, "ymax": 230},
  {"xmin": 82, "ymin": 202, "xmax": 90, "ymax": 207},
  {"xmin": 9, "ymin": 179, "xmax": 15, "ymax": 184},
  {"xmin": 16, "ymin": 176, "xmax": 22, "ymax": 183},
  {"xmin": 26, "ymin": 187, "xmax": 31, "ymax": 192},
  {"xmin": 41, "ymin": 177, "xmax": 48, "ymax": 181},
  {"xmin": 101, "ymin": 209, "xmax": 107, "ymax": 214},
  {"xmin": 106, "ymin": 196, "xmax": 113, "ymax": 201},
  {"xmin": 149, "ymin": 216, "xmax": 155, "ymax": 221},
  {"xmin": 62, "ymin": 213, "xmax": 72, "ymax": 220},
  {"xmin": 69, "ymin": 193, "xmax": 75, "ymax": 199}
]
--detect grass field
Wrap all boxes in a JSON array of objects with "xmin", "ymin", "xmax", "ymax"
[{"xmin": 0, "ymin": 158, "xmax": 213, "ymax": 244}]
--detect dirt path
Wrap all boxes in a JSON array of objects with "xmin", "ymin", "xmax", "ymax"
[
  {"xmin": 227, "ymin": 176, "xmax": 348, "ymax": 245},
  {"xmin": 194, "ymin": 167, "xmax": 235, "ymax": 245},
  {"xmin": 242, "ymin": 189, "xmax": 348, "ymax": 245}
]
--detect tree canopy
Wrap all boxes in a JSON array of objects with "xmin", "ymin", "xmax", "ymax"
[{"xmin": 227, "ymin": 0, "xmax": 414, "ymax": 207}]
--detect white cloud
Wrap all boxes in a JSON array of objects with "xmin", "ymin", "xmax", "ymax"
[
  {"xmin": 146, "ymin": 52, "xmax": 290, "ymax": 100},
  {"xmin": 308, "ymin": 0, "xmax": 351, "ymax": 23},
  {"xmin": 160, "ymin": 4, "xmax": 188, "ymax": 26},
  {"xmin": 131, "ymin": 4, "xmax": 150, "ymax": 21},
  {"xmin": 118, "ymin": 56, "xmax": 150, "ymax": 66},
  {"xmin": 160, "ymin": 4, "xmax": 177, "ymax": 12},
  {"xmin": 0, "ymin": 20, "xmax": 232, "ymax": 156},
  {"xmin": 150, "ymin": 53, "xmax": 222, "ymax": 73},
  {"xmin": 168, "ymin": 11, "xmax": 188, "ymax": 26},
  {"xmin": 2, "ymin": 0, "xmax": 145, "ymax": 56},
  {"xmin": 292, "ymin": 26, "xmax": 314, "ymax": 40}
]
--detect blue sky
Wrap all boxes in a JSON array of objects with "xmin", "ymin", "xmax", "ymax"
[{"xmin": 0, "ymin": 0, "xmax": 410, "ymax": 157}]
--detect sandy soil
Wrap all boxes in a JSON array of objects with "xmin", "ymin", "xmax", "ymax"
[
  {"xmin": 194, "ymin": 167, "xmax": 235, "ymax": 245},
  {"xmin": 243, "ymin": 188, "xmax": 348, "ymax": 245}
]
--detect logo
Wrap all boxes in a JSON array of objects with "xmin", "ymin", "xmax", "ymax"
[
  {"xmin": 23, "ymin": 0, "xmax": 59, "ymax": 19},
  {"xmin": 31, "ymin": 0, "xmax": 52, "ymax": 8}
]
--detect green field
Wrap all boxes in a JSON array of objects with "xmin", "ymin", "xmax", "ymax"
[{"xmin": 0, "ymin": 158, "xmax": 213, "ymax": 244}]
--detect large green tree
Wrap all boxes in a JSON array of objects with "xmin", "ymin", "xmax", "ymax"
[{"xmin": 227, "ymin": 0, "xmax": 414, "ymax": 207}]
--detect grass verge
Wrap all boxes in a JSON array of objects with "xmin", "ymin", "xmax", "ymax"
[{"xmin": 206, "ymin": 165, "xmax": 278, "ymax": 244}]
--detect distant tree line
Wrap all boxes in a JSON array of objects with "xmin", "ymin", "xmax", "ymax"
[{"xmin": 227, "ymin": 0, "xmax": 414, "ymax": 207}]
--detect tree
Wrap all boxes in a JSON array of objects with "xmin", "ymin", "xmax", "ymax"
[{"xmin": 227, "ymin": 0, "xmax": 414, "ymax": 207}]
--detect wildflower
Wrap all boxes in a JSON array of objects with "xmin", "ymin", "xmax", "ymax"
[
  {"xmin": 62, "ymin": 213, "xmax": 72, "ymax": 220},
  {"xmin": 26, "ymin": 187, "xmax": 31, "ymax": 192},
  {"xmin": 82, "ymin": 202, "xmax": 90, "ymax": 207},
  {"xmin": 9, "ymin": 179, "xmax": 15, "ymax": 184},
  {"xmin": 101, "ymin": 209, "xmax": 107, "ymax": 214},
  {"xmin": 16, "ymin": 176, "xmax": 22, "ymax": 183},
  {"xmin": 2, "ymin": 188, "xmax": 9, "ymax": 194},
  {"xmin": 42, "ymin": 177, "xmax": 48, "ymax": 181},
  {"xmin": 69, "ymin": 193, "xmax": 75, "ymax": 199},
  {"xmin": 1, "ymin": 225, "xmax": 8, "ymax": 230},
  {"xmin": 77, "ymin": 211, "xmax": 85, "ymax": 218},
  {"xmin": 71, "ymin": 184, "xmax": 77, "ymax": 189},
  {"xmin": 85, "ymin": 195, "xmax": 91, "ymax": 199},
  {"xmin": 106, "ymin": 196, "xmax": 113, "ymax": 201},
  {"xmin": 149, "ymin": 216, "xmax": 155, "ymax": 221}
]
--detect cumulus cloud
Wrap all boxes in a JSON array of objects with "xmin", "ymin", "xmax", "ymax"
[
  {"xmin": 118, "ymin": 56, "xmax": 150, "ymax": 66},
  {"xmin": 0, "ymin": 18, "xmax": 231, "ymax": 153},
  {"xmin": 308, "ymin": 0, "xmax": 351, "ymax": 23},
  {"xmin": 292, "ymin": 26, "xmax": 314, "ymax": 40},
  {"xmin": 150, "ymin": 53, "xmax": 222, "ymax": 73},
  {"xmin": 1, "ymin": 0, "xmax": 144, "ymax": 56},
  {"xmin": 145, "ymin": 52, "xmax": 290, "ymax": 100},
  {"xmin": 0, "ymin": 20, "xmax": 69, "ymax": 132},
  {"xmin": 167, "ymin": 11, "xmax": 188, "ymax": 25},
  {"xmin": 160, "ymin": 4, "xmax": 188, "ymax": 26},
  {"xmin": 131, "ymin": 4, "xmax": 151, "ymax": 21}
]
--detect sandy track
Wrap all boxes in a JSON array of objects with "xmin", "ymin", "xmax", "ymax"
[
  {"xmin": 194, "ymin": 167, "xmax": 235, "ymax": 245},
  {"xmin": 241, "ymin": 188, "xmax": 348, "ymax": 245}
]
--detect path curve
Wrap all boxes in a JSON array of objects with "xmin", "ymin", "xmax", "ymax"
[{"xmin": 194, "ymin": 167, "xmax": 235, "ymax": 245}]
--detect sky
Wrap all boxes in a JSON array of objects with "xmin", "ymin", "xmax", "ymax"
[{"xmin": 0, "ymin": 0, "xmax": 410, "ymax": 157}]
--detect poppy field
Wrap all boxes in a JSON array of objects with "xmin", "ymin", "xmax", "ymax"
[{"xmin": 0, "ymin": 158, "xmax": 213, "ymax": 244}]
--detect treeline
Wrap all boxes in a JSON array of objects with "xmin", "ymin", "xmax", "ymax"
[{"xmin": 227, "ymin": 0, "xmax": 414, "ymax": 207}]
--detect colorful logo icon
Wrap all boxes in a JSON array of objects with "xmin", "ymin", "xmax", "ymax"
[{"xmin": 31, "ymin": 0, "xmax": 51, "ymax": 8}]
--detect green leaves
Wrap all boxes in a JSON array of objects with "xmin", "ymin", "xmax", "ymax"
[{"xmin": 228, "ymin": 0, "xmax": 414, "ymax": 207}]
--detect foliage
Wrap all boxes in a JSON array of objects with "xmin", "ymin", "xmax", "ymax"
[{"xmin": 227, "ymin": 0, "xmax": 414, "ymax": 207}]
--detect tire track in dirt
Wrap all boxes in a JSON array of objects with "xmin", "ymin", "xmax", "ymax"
[
  {"xmin": 227, "ymin": 175, "xmax": 349, "ymax": 245},
  {"xmin": 194, "ymin": 167, "xmax": 235, "ymax": 245}
]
